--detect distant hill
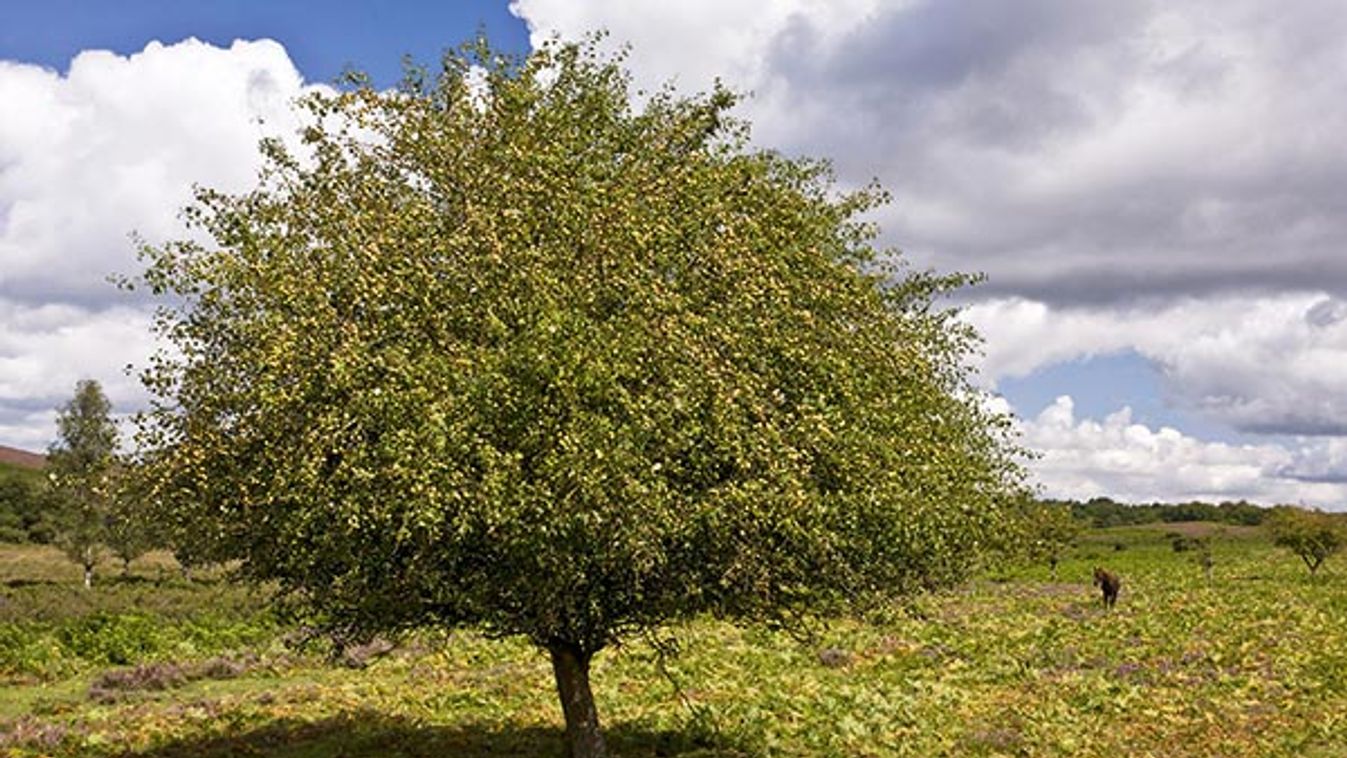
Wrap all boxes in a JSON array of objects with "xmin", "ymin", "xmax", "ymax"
[{"xmin": 0, "ymin": 445, "xmax": 46, "ymax": 472}]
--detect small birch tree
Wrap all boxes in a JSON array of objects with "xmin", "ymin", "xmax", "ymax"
[{"xmin": 48, "ymin": 379, "xmax": 119, "ymax": 589}]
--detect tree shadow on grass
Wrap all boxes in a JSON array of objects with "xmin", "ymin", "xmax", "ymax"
[
  {"xmin": 5, "ymin": 578, "xmax": 62, "ymax": 588},
  {"xmin": 123, "ymin": 709, "xmax": 756, "ymax": 757}
]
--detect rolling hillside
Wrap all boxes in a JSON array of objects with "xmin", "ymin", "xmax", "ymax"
[{"xmin": 0, "ymin": 445, "xmax": 45, "ymax": 475}]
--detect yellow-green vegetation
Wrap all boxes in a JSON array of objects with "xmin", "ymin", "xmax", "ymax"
[
  {"xmin": 0, "ymin": 546, "xmax": 275, "ymax": 687},
  {"xmin": 3, "ymin": 524, "xmax": 1347, "ymax": 757}
]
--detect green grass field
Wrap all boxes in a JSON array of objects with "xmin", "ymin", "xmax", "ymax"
[{"xmin": 2, "ymin": 524, "xmax": 1346, "ymax": 757}]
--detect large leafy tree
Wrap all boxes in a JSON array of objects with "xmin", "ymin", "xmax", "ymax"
[
  {"xmin": 135, "ymin": 39, "xmax": 1022, "ymax": 756},
  {"xmin": 48, "ymin": 379, "xmax": 119, "ymax": 589}
]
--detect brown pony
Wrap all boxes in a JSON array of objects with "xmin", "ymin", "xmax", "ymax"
[{"xmin": 1093, "ymin": 567, "xmax": 1121, "ymax": 609}]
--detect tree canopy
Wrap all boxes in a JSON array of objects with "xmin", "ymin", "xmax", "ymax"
[
  {"xmin": 134, "ymin": 38, "xmax": 1023, "ymax": 756},
  {"xmin": 1266, "ymin": 506, "xmax": 1344, "ymax": 575}
]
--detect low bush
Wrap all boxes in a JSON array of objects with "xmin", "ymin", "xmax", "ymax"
[
  {"xmin": 87, "ymin": 653, "xmax": 259, "ymax": 703},
  {"xmin": 56, "ymin": 612, "xmax": 166, "ymax": 666}
]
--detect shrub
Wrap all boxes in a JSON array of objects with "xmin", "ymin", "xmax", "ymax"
[{"xmin": 55, "ymin": 612, "xmax": 165, "ymax": 665}]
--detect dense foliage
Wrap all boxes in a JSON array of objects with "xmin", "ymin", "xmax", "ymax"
[
  {"xmin": 134, "ymin": 39, "xmax": 1022, "ymax": 754},
  {"xmin": 0, "ymin": 470, "xmax": 49, "ymax": 544}
]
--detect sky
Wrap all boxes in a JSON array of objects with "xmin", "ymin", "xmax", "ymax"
[{"xmin": 3, "ymin": 1, "xmax": 1347, "ymax": 508}]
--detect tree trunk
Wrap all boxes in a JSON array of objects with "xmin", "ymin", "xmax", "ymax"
[
  {"xmin": 549, "ymin": 642, "xmax": 606, "ymax": 758},
  {"xmin": 82, "ymin": 545, "xmax": 95, "ymax": 589}
]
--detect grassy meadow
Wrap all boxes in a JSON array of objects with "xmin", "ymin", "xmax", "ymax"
[{"xmin": 2, "ymin": 523, "xmax": 1346, "ymax": 757}]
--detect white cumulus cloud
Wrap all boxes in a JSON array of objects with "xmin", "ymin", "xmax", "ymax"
[
  {"xmin": 0, "ymin": 38, "xmax": 321, "ymax": 305},
  {"xmin": 0, "ymin": 38, "xmax": 326, "ymax": 450},
  {"xmin": 510, "ymin": 0, "xmax": 1347, "ymax": 300},
  {"xmin": 965, "ymin": 293, "xmax": 1347, "ymax": 436},
  {"xmin": 1018, "ymin": 395, "xmax": 1347, "ymax": 507}
]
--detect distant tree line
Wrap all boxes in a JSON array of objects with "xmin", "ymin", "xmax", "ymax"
[
  {"xmin": 0, "ymin": 467, "xmax": 51, "ymax": 544},
  {"xmin": 1011, "ymin": 497, "xmax": 1347, "ymax": 580},
  {"xmin": 1049, "ymin": 496, "xmax": 1267, "ymax": 528}
]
